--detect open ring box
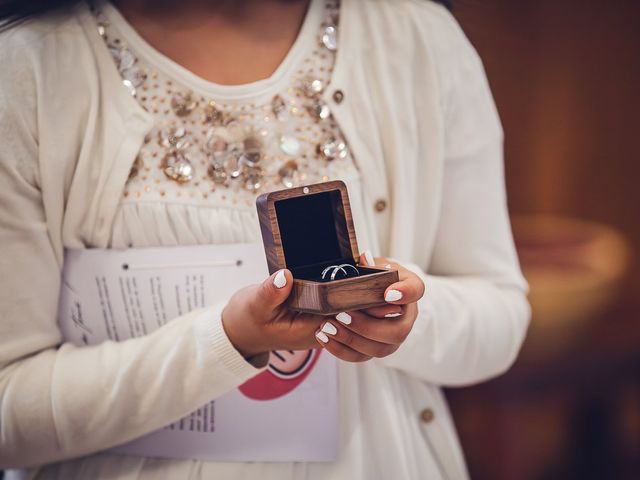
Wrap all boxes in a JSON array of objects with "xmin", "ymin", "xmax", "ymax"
[{"xmin": 256, "ymin": 180, "xmax": 399, "ymax": 315}]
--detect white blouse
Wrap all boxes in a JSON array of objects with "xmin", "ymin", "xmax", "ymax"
[
  {"xmin": 101, "ymin": 0, "xmax": 373, "ymax": 251},
  {"xmin": 0, "ymin": 0, "xmax": 530, "ymax": 479}
]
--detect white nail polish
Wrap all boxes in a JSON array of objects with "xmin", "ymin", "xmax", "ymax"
[
  {"xmin": 385, "ymin": 290, "xmax": 403, "ymax": 302},
  {"xmin": 336, "ymin": 312, "xmax": 352, "ymax": 325},
  {"xmin": 316, "ymin": 331, "xmax": 329, "ymax": 343},
  {"xmin": 273, "ymin": 270, "xmax": 287, "ymax": 289},
  {"xmin": 385, "ymin": 312, "xmax": 402, "ymax": 318},
  {"xmin": 322, "ymin": 322, "xmax": 338, "ymax": 335},
  {"xmin": 364, "ymin": 250, "xmax": 375, "ymax": 267}
]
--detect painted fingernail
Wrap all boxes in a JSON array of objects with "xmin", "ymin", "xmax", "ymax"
[
  {"xmin": 273, "ymin": 270, "xmax": 287, "ymax": 289},
  {"xmin": 316, "ymin": 331, "xmax": 329, "ymax": 343},
  {"xmin": 364, "ymin": 250, "xmax": 375, "ymax": 267},
  {"xmin": 385, "ymin": 290, "xmax": 403, "ymax": 302},
  {"xmin": 385, "ymin": 312, "xmax": 402, "ymax": 318},
  {"xmin": 336, "ymin": 312, "xmax": 352, "ymax": 325},
  {"xmin": 322, "ymin": 322, "xmax": 338, "ymax": 335}
]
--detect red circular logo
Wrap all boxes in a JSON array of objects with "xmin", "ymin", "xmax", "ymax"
[{"xmin": 238, "ymin": 349, "xmax": 321, "ymax": 400}]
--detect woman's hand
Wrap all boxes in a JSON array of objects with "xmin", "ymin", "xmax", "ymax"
[
  {"xmin": 221, "ymin": 269, "xmax": 324, "ymax": 359},
  {"xmin": 314, "ymin": 253, "xmax": 425, "ymax": 362}
]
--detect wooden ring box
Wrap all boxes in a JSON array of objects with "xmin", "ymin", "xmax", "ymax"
[{"xmin": 256, "ymin": 180, "xmax": 399, "ymax": 315}]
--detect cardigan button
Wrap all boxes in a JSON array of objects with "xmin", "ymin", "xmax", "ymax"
[
  {"xmin": 332, "ymin": 89, "xmax": 345, "ymax": 104},
  {"xmin": 420, "ymin": 408, "xmax": 435, "ymax": 424},
  {"xmin": 374, "ymin": 199, "xmax": 387, "ymax": 212}
]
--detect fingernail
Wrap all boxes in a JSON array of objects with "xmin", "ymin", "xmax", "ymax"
[
  {"xmin": 322, "ymin": 322, "xmax": 338, "ymax": 335},
  {"xmin": 316, "ymin": 331, "xmax": 329, "ymax": 343},
  {"xmin": 336, "ymin": 312, "xmax": 352, "ymax": 325},
  {"xmin": 385, "ymin": 290, "xmax": 403, "ymax": 302},
  {"xmin": 385, "ymin": 312, "xmax": 402, "ymax": 318},
  {"xmin": 273, "ymin": 270, "xmax": 287, "ymax": 289},
  {"xmin": 364, "ymin": 250, "xmax": 375, "ymax": 267},
  {"xmin": 384, "ymin": 264, "xmax": 392, "ymax": 270}
]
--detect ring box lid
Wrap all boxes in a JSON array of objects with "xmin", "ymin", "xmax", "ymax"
[{"xmin": 256, "ymin": 181, "xmax": 360, "ymax": 278}]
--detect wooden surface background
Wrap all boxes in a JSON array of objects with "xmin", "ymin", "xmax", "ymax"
[
  {"xmin": 455, "ymin": 0, "xmax": 640, "ymax": 300},
  {"xmin": 448, "ymin": 1, "xmax": 640, "ymax": 478}
]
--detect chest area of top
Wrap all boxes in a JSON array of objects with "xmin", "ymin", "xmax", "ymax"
[{"xmin": 94, "ymin": 1, "xmax": 359, "ymax": 210}]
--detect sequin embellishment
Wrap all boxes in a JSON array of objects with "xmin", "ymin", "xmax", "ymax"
[{"xmin": 96, "ymin": 1, "xmax": 350, "ymax": 197}]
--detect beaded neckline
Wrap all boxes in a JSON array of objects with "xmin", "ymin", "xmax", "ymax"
[{"xmin": 93, "ymin": 1, "xmax": 352, "ymax": 197}]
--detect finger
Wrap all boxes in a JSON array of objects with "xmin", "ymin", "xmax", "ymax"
[
  {"xmin": 359, "ymin": 251, "xmax": 398, "ymax": 270},
  {"xmin": 384, "ymin": 273, "xmax": 425, "ymax": 305},
  {"xmin": 317, "ymin": 321, "xmax": 398, "ymax": 358},
  {"xmin": 315, "ymin": 329, "xmax": 373, "ymax": 362},
  {"xmin": 255, "ymin": 269, "xmax": 294, "ymax": 309},
  {"xmin": 334, "ymin": 310, "xmax": 413, "ymax": 345},
  {"xmin": 359, "ymin": 250, "xmax": 376, "ymax": 267},
  {"xmin": 264, "ymin": 311, "xmax": 326, "ymax": 351},
  {"xmin": 361, "ymin": 304, "xmax": 404, "ymax": 319}
]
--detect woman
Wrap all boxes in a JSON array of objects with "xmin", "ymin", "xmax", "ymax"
[{"xmin": 0, "ymin": 0, "xmax": 530, "ymax": 478}]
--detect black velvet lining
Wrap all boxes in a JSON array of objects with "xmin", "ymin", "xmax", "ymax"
[
  {"xmin": 274, "ymin": 190, "xmax": 381, "ymax": 282},
  {"xmin": 293, "ymin": 264, "xmax": 384, "ymax": 282},
  {"xmin": 275, "ymin": 190, "xmax": 350, "ymax": 269}
]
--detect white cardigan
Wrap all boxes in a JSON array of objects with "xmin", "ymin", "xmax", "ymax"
[{"xmin": 0, "ymin": 0, "xmax": 530, "ymax": 477}]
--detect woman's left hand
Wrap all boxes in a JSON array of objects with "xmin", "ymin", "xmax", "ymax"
[{"xmin": 314, "ymin": 253, "xmax": 425, "ymax": 362}]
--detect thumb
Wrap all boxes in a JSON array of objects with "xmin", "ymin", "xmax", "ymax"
[{"xmin": 255, "ymin": 269, "xmax": 294, "ymax": 309}]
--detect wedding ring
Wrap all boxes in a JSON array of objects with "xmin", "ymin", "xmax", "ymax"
[
  {"xmin": 321, "ymin": 265, "xmax": 345, "ymax": 280},
  {"xmin": 321, "ymin": 263, "xmax": 360, "ymax": 281}
]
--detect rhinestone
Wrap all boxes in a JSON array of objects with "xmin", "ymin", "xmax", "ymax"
[
  {"xmin": 243, "ymin": 167, "xmax": 263, "ymax": 192},
  {"xmin": 279, "ymin": 135, "xmax": 301, "ymax": 156},
  {"xmin": 244, "ymin": 136, "xmax": 262, "ymax": 153},
  {"xmin": 159, "ymin": 126, "xmax": 188, "ymax": 149},
  {"xmin": 321, "ymin": 25, "xmax": 338, "ymax": 51},
  {"xmin": 317, "ymin": 138, "xmax": 348, "ymax": 161},
  {"xmin": 121, "ymin": 67, "xmax": 146, "ymax": 96},
  {"xmin": 203, "ymin": 101, "xmax": 226, "ymax": 125},
  {"xmin": 239, "ymin": 151, "xmax": 261, "ymax": 168},
  {"xmin": 240, "ymin": 136, "xmax": 263, "ymax": 167},
  {"xmin": 278, "ymin": 160, "xmax": 300, "ymax": 188},
  {"xmin": 162, "ymin": 152, "xmax": 194, "ymax": 183},
  {"xmin": 108, "ymin": 47, "xmax": 135, "ymax": 71},
  {"xmin": 224, "ymin": 121, "xmax": 246, "ymax": 143},
  {"xmin": 207, "ymin": 164, "xmax": 228, "ymax": 185},
  {"xmin": 208, "ymin": 138, "xmax": 228, "ymax": 154},
  {"xmin": 122, "ymin": 79, "xmax": 137, "ymax": 96},
  {"xmin": 301, "ymin": 77, "xmax": 324, "ymax": 97},
  {"xmin": 272, "ymin": 94, "xmax": 288, "ymax": 120},
  {"xmin": 309, "ymin": 102, "xmax": 331, "ymax": 121},
  {"xmin": 223, "ymin": 150, "xmax": 243, "ymax": 178},
  {"xmin": 95, "ymin": 12, "xmax": 109, "ymax": 36},
  {"xmin": 171, "ymin": 91, "xmax": 198, "ymax": 117},
  {"xmin": 123, "ymin": 66, "xmax": 145, "ymax": 84},
  {"xmin": 205, "ymin": 129, "xmax": 228, "ymax": 153}
]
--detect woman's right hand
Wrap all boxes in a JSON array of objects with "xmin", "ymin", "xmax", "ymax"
[{"xmin": 221, "ymin": 269, "xmax": 323, "ymax": 359}]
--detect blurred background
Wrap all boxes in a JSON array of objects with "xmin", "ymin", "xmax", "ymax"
[{"xmin": 446, "ymin": 1, "xmax": 640, "ymax": 479}]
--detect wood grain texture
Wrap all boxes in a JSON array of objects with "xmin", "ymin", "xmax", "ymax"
[
  {"xmin": 288, "ymin": 268, "xmax": 399, "ymax": 315},
  {"xmin": 256, "ymin": 181, "xmax": 397, "ymax": 314}
]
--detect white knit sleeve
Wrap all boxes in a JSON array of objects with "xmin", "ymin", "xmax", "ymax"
[
  {"xmin": 377, "ymin": 8, "xmax": 530, "ymax": 386},
  {"xmin": 0, "ymin": 30, "xmax": 264, "ymax": 469}
]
